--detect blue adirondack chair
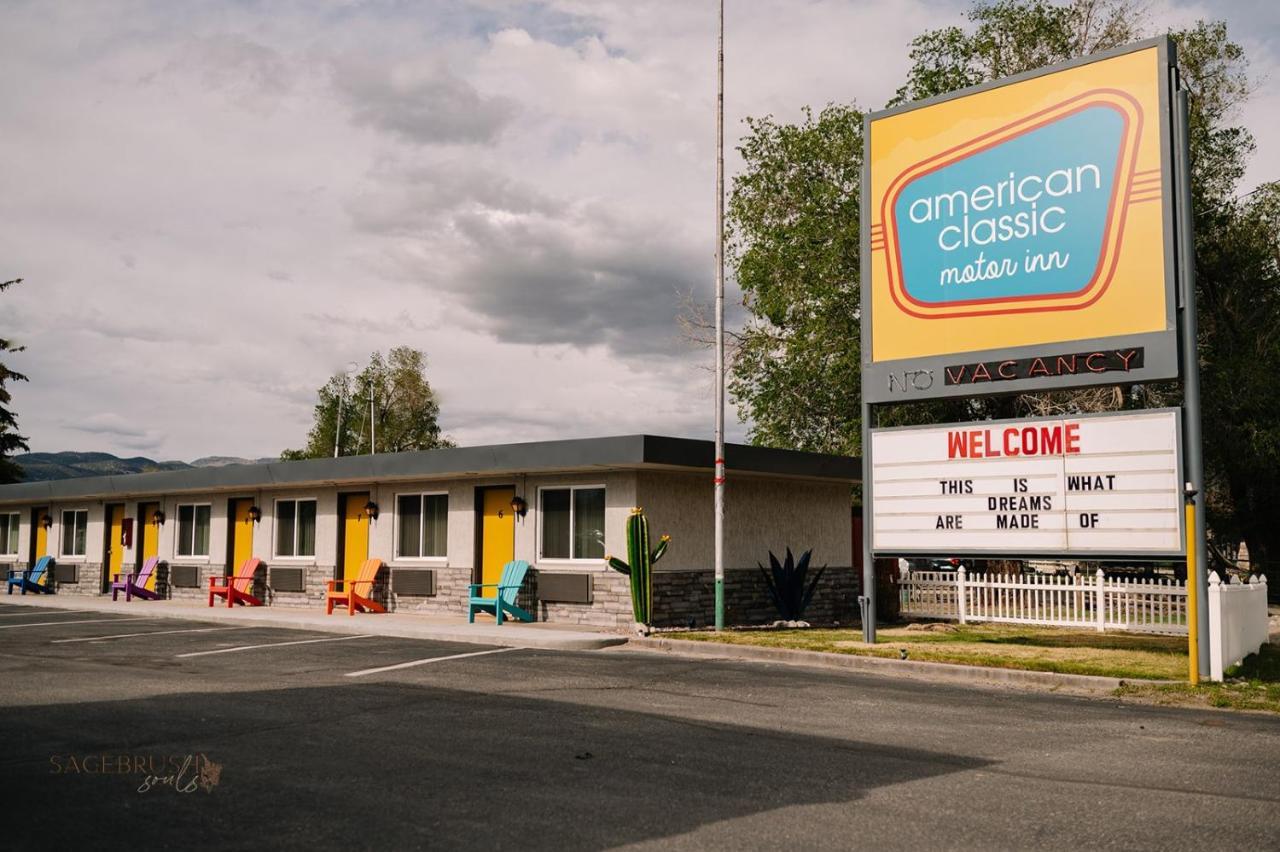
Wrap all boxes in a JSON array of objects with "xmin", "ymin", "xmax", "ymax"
[
  {"xmin": 468, "ymin": 560, "xmax": 533, "ymax": 625},
  {"xmin": 6, "ymin": 556, "xmax": 55, "ymax": 595}
]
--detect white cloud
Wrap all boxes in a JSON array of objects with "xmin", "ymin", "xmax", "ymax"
[
  {"xmin": 333, "ymin": 57, "xmax": 516, "ymax": 145},
  {"xmin": 67, "ymin": 413, "xmax": 168, "ymax": 453},
  {"xmin": 0, "ymin": 0, "xmax": 1275, "ymax": 461}
]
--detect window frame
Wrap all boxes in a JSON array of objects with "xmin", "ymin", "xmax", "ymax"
[
  {"xmin": 537, "ymin": 484, "xmax": 607, "ymax": 563},
  {"xmin": 391, "ymin": 488, "xmax": 453, "ymax": 560},
  {"xmin": 60, "ymin": 509, "xmax": 89, "ymax": 559},
  {"xmin": 0, "ymin": 512, "xmax": 18, "ymax": 556},
  {"xmin": 272, "ymin": 497, "xmax": 318, "ymax": 560},
  {"xmin": 174, "ymin": 502, "xmax": 213, "ymax": 560}
]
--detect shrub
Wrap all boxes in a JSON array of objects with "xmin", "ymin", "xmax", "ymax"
[{"xmin": 759, "ymin": 547, "xmax": 826, "ymax": 622}]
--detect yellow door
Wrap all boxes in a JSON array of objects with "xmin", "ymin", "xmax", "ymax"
[
  {"xmin": 342, "ymin": 493, "xmax": 370, "ymax": 584},
  {"xmin": 139, "ymin": 502, "xmax": 160, "ymax": 591},
  {"xmin": 32, "ymin": 506, "xmax": 49, "ymax": 587},
  {"xmin": 33, "ymin": 507, "xmax": 48, "ymax": 560},
  {"xmin": 231, "ymin": 499, "xmax": 255, "ymax": 573},
  {"xmin": 479, "ymin": 488, "xmax": 515, "ymax": 598},
  {"xmin": 106, "ymin": 505, "xmax": 125, "ymax": 590}
]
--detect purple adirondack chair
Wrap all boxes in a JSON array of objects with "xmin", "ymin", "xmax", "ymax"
[{"xmin": 111, "ymin": 557, "xmax": 161, "ymax": 602}]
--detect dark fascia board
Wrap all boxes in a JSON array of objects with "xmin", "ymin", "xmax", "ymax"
[
  {"xmin": 0, "ymin": 435, "xmax": 859, "ymax": 505},
  {"xmin": 642, "ymin": 436, "xmax": 860, "ymax": 480}
]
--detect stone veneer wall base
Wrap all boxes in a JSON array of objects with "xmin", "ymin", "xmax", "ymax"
[
  {"xmin": 652, "ymin": 566, "xmax": 860, "ymax": 629},
  {"xmin": 50, "ymin": 562, "xmax": 104, "ymax": 596},
  {"xmin": 390, "ymin": 565, "xmax": 472, "ymax": 616}
]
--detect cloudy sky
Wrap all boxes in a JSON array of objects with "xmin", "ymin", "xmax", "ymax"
[{"xmin": 1, "ymin": 0, "xmax": 1276, "ymax": 461}]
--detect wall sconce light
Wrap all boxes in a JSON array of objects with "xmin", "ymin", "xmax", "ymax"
[
  {"xmin": 40, "ymin": 514, "xmax": 53, "ymax": 530},
  {"xmin": 364, "ymin": 500, "xmax": 380, "ymax": 521},
  {"xmin": 151, "ymin": 509, "xmax": 166, "ymax": 526},
  {"xmin": 510, "ymin": 495, "xmax": 528, "ymax": 517},
  {"xmin": 247, "ymin": 506, "xmax": 262, "ymax": 523}
]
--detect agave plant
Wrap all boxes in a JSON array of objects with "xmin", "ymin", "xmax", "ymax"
[{"xmin": 759, "ymin": 547, "xmax": 825, "ymax": 622}]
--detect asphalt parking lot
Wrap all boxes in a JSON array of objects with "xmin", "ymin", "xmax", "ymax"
[{"xmin": 2, "ymin": 599, "xmax": 1280, "ymax": 851}]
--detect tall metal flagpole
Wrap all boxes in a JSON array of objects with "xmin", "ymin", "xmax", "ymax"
[{"xmin": 713, "ymin": 0, "xmax": 726, "ymax": 632}]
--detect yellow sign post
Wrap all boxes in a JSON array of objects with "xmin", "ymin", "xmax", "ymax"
[{"xmin": 1186, "ymin": 502, "xmax": 1199, "ymax": 685}]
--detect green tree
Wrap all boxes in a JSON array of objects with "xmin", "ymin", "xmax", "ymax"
[
  {"xmin": 892, "ymin": 0, "xmax": 1140, "ymax": 106},
  {"xmin": 1192, "ymin": 176, "xmax": 1280, "ymax": 574},
  {"xmin": 722, "ymin": 1, "xmax": 1279, "ymax": 573},
  {"xmin": 281, "ymin": 347, "xmax": 454, "ymax": 460},
  {"xmin": 725, "ymin": 104, "xmax": 864, "ymax": 455},
  {"xmin": 0, "ymin": 278, "xmax": 29, "ymax": 484}
]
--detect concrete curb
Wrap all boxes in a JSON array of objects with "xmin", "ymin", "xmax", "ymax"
[
  {"xmin": 0, "ymin": 594, "xmax": 626, "ymax": 652},
  {"xmin": 627, "ymin": 636, "xmax": 1162, "ymax": 694}
]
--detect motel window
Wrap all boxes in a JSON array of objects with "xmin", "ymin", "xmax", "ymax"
[
  {"xmin": 275, "ymin": 499, "xmax": 317, "ymax": 558},
  {"xmin": 396, "ymin": 493, "xmax": 448, "ymax": 559},
  {"xmin": 176, "ymin": 504, "xmax": 212, "ymax": 557},
  {"xmin": 0, "ymin": 512, "xmax": 18, "ymax": 556},
  {"xmin": 61, "ymin": 510, "xmax": 88, "ymax": 557},
  {"xmin": 539, "ymin": 486, "xmax": 605, "ymax": 561}
]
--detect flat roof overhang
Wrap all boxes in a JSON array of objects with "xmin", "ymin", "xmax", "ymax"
[{"xmin": 0, "ymin": 435, "xmax": 859, "ymax": 505}]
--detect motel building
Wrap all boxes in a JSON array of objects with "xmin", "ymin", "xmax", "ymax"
[{"xmin": 0, "ymin": 435, "xmax": 858, "ymax": 628}]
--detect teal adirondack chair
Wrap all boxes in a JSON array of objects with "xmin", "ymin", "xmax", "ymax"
[
  {"xmin": 468, "ymin": 560, "xmax": 532, "ymax": 625},
  {"xmin": 6, "ymin": 555, "xmax": 54, "ymax": 595}
]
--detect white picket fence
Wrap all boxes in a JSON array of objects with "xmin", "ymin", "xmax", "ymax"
[
  {"xmin": 901, "ymin": 567, "xmax": 1274, "ymax": 680},
  {"xmin": 900, "ymin": 568, "xmax": 1188, "ymax": 635},
  {"xmin": 1207, "ymin": 571, "xmax": 1269, "ymax": 681}
]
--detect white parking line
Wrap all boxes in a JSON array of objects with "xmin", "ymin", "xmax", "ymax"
[
  {"xmin": 176, "ymin": 634, "xmax": 375, "ymax": 658},
  {"xmin": 0, "ymin": 617, "xmax": 154, "ymax": 630},
  {"xmin": 0, "ymin": 608, "xmax": 93, "ymax": 617},
  {"xmin": 53, "ymin": 626, "xmax": 251, "ymax": 644},
  {"xmin": 344, "ymin": 646, "xmax": 522, "ymax": 678}
]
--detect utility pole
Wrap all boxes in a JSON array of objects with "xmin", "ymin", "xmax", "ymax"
[
  {"xmin": 335, "ymin": 383, "xmax": 344, "ymax": 458},
  {"xmin": 335, "ymin": 361, "xmax": 358, "ymax": 458},
  {"xmin": 713, "ymin": 0, "xmax": 726, "ymax": 632}
]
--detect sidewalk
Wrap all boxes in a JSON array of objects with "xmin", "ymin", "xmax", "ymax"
[{"xmin": 0, "ymin": 594, "xmax": 626, "ymax": 651}]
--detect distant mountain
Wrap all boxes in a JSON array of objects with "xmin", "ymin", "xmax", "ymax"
[
  {"xmin": 13, "ymin": 451, "xmax": 278, "ymax": 482},
  {"xmin": 14, "ymin": 452, "xmax": 193, "ymax": 482},
  {"xmin": 189, "ymin": 456, "xmax": 277, "ymax": 468}
]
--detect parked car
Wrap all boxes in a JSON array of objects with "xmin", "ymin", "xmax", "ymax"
[{"xmin": 898, "ymin": 557, "xmax": 966, "ymax": 573}]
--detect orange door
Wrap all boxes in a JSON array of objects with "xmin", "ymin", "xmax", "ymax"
[
  {"xmin": 342, "ymin": 493, "xmax": 371, "ymax": 584},
  {"xmin": 478, "ymin": 488, "xmax": 515, "ymax": 598}
]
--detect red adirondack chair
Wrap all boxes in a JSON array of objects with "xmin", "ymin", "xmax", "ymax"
[
  {"xmin": 208, "ymin": 558, "xmax": 263, "ymax": 608},
  {"xmin": 326, "ymin": 558, "xmax": 385, "ymax": 616}
]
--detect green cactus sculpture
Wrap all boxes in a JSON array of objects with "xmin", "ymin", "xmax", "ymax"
[{"xmin": 605, "ymin": 507, "xmax": 670, "ymax": 626}]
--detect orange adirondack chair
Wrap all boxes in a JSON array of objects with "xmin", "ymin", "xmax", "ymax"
[
  {"xmin": 208, "ymin": 558, "xmax": 263, "ymax": 608},
  {"xmin": 326, "ymin": 558, "xmax": 385, "ymax": 616}
]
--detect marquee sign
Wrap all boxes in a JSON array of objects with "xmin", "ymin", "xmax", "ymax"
[
  {"xmin": 861, "ymin": 38, "xmax": 1180, "ymax": 403},
  {"xmin": 870, "ymin": 409, "xmax": 1184, "ymax": 557}
]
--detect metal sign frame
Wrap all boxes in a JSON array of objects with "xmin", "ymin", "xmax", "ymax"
[{"xmin": 857, "ymin": 37, "xmax": 1205, "ymax": 661}]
